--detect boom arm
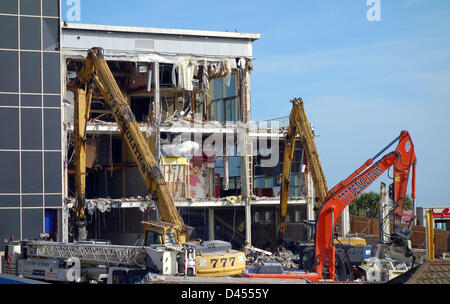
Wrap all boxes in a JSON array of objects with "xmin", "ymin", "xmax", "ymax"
[
  {"xmin": 313, "ymin": 130, "xmax": 417, "ymax": 280},
  {"xmin": 279, "ymin": 98, "xmax": 328, "ymax": 240},
  {"xmin": 75, "ymin": 48, "xmax": 188, "ymax": 242}
]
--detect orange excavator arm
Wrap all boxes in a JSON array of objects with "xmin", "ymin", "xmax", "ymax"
[{"xmin": 313, "ymin": 130, "xmax": 417, "ymax": 280}]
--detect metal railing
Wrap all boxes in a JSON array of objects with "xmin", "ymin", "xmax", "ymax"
[{"xmin": 256, "ymin": 116, "xmax": 289, "ymax": 129}]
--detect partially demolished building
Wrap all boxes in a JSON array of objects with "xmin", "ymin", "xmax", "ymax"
[
  {"xmin": 0, "ymin": 6, "xmax": 317, "ymax": 251},
  {"xmin": 62, "ymin": 23, "xmax": 315, "ymax": 249}
]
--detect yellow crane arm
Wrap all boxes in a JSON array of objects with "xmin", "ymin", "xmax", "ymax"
[
  {"xmin": 76, "ymin": 48, "xmax": 186, "ymax": 235},
  {"xmin": 279, "ymin": 98, "xmax": 328, "ymax": 240}
]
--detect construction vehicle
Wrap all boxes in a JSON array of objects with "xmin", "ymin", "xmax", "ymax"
[
  {"xmin": 268, "ymin": 128, "xmax": 417, "ymax": 281},
  {"xmin": 1, "ymin": 47, "xmax": 245, "ymax": 283},
  {"xmin": 425, "ymin": 209, "xmax": 435, "ymax": 261},
  {"xmin": 278, "ymin": 98, "xmax": 328, "ymax": 241},
  {"xmin": 2, "ymin": 239, "xmax": 152, "ymax": 283},
  {"xmin": 2, "ymin": 236, "xmax": 246, "ymax": 283},
  {"xmin": 74, "ymin": 47, "xmax": 245, "ymax": 277},
  {"xmin": 311, "ymin": 129, "xmax": 417, "ymax": 280},
  {"xmin": 278, "ymin": 98, "xmax": 367, "ymax": 247}
]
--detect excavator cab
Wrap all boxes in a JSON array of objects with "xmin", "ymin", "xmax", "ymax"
[
  {"xmin": 142, "ymin": 221, "xmax": 185, "ymax": 246},
  {"xmin": 141, "ymin": 220, "xmax": 246, "ymax": 277},
  {"xmin": 143, "ymin": 229, "xmax": 171, "ymax": 245}
]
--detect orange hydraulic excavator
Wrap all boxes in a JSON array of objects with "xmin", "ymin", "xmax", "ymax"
[
  {"xmin": 244, "ymin": 130, "xmax": 417, "ymax": 282},
  {"xmin": 313, "ymin": 130, "xmax": 417, "ymax": 280}
]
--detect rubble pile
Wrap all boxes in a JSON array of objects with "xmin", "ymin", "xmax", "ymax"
[{"xmin": 244, "ymin": 245, "xmax": 299, "ymax": 269}]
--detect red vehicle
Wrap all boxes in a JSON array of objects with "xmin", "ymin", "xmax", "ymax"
[
  {"xmin": 243, "ymin": 131, "xmax": 417, "ymax": 282},
  {"xmin": 247, "ymin": 130, "xmax": 417, "ymax": 281},
  {"xmin": 313, "ymin": 130, "xmax": 417, "ymax": 280}
]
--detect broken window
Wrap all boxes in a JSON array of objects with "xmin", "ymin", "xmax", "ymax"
[
  {"xmin": 253, "ymin": 138, "xmax": 307, "ymax": 198},
  {"xmin": 63, "ymin": 53, "xmax": 253, "ymax": 245},
  {"xmin": 286, "ymin": 209, "xmax": 302, "ymax": 223},
  {"xmin": 214, "ymin": 154, "xmax": 241, "ymax": 197},
  {"xmin": 180, "ymin": 208, "xmax": 208, "ymax": 240},
  {"xmin": 210, "ymin": 75, "xmax": 240, "ymax": 123},
  {"xmin": 130, "ymin": 96, "xmax": 150, "ymax": 122},
  {"xmin": 253, "ymin": 210, "xmax": 274, "ymax": 224},
  {"xmin": 66, "ymin": 133, "xmax": 127, "ymax": 200}
]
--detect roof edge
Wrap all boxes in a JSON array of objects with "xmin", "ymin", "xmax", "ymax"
[{"xmin": 62, "ymin": 21, "xmax": 261, "ymax": 41}]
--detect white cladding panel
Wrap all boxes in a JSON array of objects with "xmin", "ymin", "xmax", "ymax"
[{"xmin": 62, "ymin": 29, "xmax": 253, "ymax": 58}]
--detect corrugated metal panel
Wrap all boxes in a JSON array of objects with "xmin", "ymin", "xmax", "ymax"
[{"xmin": 134, "ymin": 39, "xmax": 155, "ymax": 50}]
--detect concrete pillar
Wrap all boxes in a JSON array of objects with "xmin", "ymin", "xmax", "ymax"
[
  {"xmin": 223, "ymin": 156, "xmax": 229, "ymax": 190},
  {"xmin": 245, "ymin": 199, "xmax": 252, "ymax": 245},
  {"xmin": 306, "ymin": 198, "xmax": 315, "ymax": 221},
  {"xmin": 341, "ymin": 206, "xmax": 350, "ymax": 237},
  {"xmin": 62, "ymin": 206, "xmax": 69, "ymax": 242},
  {"xmin": 208, "ymin": 168, "xmax": 214, "ymax": 197},
  {"xmin": 151, "ymin": 61, "xmax": 160, "ymax": 163},
  {"xmin": 306, "ymin": 172, "xmax": 315, "ymax": 221},
  {"xmin": 235, "ymin": 65, "xmax": 252, "ymax": 245},
  {"xmin": 208, "ymin": 208, "xmax": 215, "ymax": 241},
  {"xmin": 239, "ymin": 65, "xmax": 252, "ymax": 199},
  {"xmin": 379, "ymin": 182, "xmax": 390, "ymax": 243}
]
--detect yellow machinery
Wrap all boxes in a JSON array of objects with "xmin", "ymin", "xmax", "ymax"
[
  {"xmin": 279, "ymin": 98, "xmax": 328, "ymax": 240},
  {"xmin": 278, "ymin": 98, "xmax": 366, "ymax": 246},
  {"xmin": 426, "ymin": 210, "xmax": 435, "ymax": 261},
  {"xmin": 141, "ymin": 221, "xmax": 245, "ymax": 277},
  {"xmin": 72, "ymin": 47, "xmax": 245, "ymax": 277}
]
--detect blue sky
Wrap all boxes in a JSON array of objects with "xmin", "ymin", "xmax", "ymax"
[{"xmin": 62, "ymin": 1, "xmax": 450, "ymax": 206}]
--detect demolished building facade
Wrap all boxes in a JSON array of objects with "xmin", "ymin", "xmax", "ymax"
[
  {"xmin": 0, "ymin": 6, "xmax": 317, "ymax": 251},
  {"xmin": 62, "ymin": 23, "xmax": 317, "ymax": 249}
]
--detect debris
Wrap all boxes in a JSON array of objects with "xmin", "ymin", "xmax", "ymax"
[
  {"xmin": 221, "ymin": 195, "xmax": 243, "ymax": 205},
  {"xmin": 139, "ymin": 272, "xmax": 166, "ymax": 284},
  {"xmin": 87, "ymin": 199, "xmax": 111, "ymax": 214},
  {"xmin": 244, "ymin": 245, "xmax": 273, "ymax": 256},
  {"xmin": 161, "ymin": 140, "xmax": 200, "ymax": 157},
  {"xmin": 84, "ymin": 197, "xmax": 154, "ymax": 214},
  {"xmin": 244, "ymin": 245, "xmax": 299, "ymax": 269}
]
